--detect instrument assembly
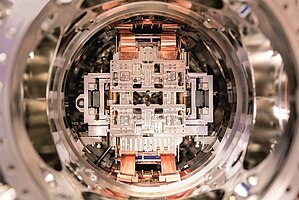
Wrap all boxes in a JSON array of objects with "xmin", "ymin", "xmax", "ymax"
[
  {"xmin": 0, "ymin": 0, "xmax": 299, "ymax": 199},
  {"xmin": 75, "ymin": 21, "xmax": 213, "ymax": 183}
]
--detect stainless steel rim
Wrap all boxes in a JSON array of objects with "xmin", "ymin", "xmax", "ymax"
[{"xmin": 0, "ymin": 0, "xmax": 298, "ymax": 199}]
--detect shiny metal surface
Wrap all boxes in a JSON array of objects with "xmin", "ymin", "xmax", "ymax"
[{"xmin": 0, "ymin": 0, "xmax": 298, "ymax": 199}]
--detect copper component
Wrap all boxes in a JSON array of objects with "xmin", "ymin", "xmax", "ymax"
[
  {"xmin": 160, "ymin": 153, "xmax": 177, "ymax": 175},
  {"xmin": 117, "ymin": 21, "xmax": 179, "ymax": 29},
  {"xmin": 117, "ymin": 21, "xmax": 180, "ymax": 60},
  {"xmin": 113, "ymin": 92, "xmax": 118, "ymax": 104},
  {"xmin": 119, "ymin": 33, "xmax": 137, "ymax": 60},
  {"xmin": 109, "ymin": 91, "xmax": 113, "ymax": 100},
  {"xmin": 120, "ymin": 153, "xmax": 136, "ymax": 175},
  {"xmin": 178, "ymin": 92, "xmax": 184, "ymax": 104},
  {"xmin": 160, "ymin": 23, "xmax": 179, "ymax": 60},
  {"xmin": 101, "ymin": 0, "xmax": 125, "ymax": 11},
  {"xmin": 171, "ymin": 0, "xmax": 193, "ymax": 9},
  {"xmin": 162, "ymin": 23, "xmax": 180, "ymax": 30},
  {"xmin": 116, "ymin": 24, "xmax": 133, "ymax": 30},
  {"xmin": 159, "ymin": 153, "xmax": 181, "ymax": 182},
  {"xmin": 180, "ymin": 168, "xmax": 191, "ymax": 177},
  {"xmin": 117, "ymin": 153, "xmax": 138, "ymax": 183},
  {"xmin": 93, "ymin": 187, "xmax": 128, "ymax": 200},
  {"xmin": 160, "ymin": 33, "xmax": 178, "ymax": 60}
]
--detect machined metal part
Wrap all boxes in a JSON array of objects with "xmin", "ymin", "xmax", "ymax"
[{"xmin": 0, "ymin": 0, "xmax": 298, "ymax": 199}]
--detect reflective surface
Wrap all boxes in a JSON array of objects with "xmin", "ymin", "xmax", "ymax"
[{"xmin": 0, "ymin": 0, "xmax": 298, "ymax": 199}]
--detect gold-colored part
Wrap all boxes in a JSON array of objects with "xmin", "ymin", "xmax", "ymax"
[
  {"xmin": 160, "ymin": 153, "xmax": 177, "ymax": 175},
  {"xmin": 120, "ymin": 153, "xmax": 136, "ymax": 176},
  {"xmin": 117, "ymin": 153, "xmax": 138, "ymax": 183},
  {"xmin": 119, "ymin": 32, "xmax": 138, "ymax": 60},
  {"xmin": 178, "ymin": 92, "xmax": 184, "ymax": 104},
  {"xmin": 117, "ymin": 20, "xmax": 179, "ymax": 60},
  {"xmin": 160, "ymin": 33, "xmax": 178, "ymax": 60}
]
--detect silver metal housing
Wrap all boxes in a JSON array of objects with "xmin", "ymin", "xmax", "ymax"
[{"xmin": 0, "ymin": 0, "xmax": 298, "ymax": 199}]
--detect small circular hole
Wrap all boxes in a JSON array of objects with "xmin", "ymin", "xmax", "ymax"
[
  {"xmin": 7, "ymin": 165, "xmax": 15, "ymax": 172},
  {"xmin": 22, "ymin": 189, "xmax": 29, "ymax": 195},
  {"xmin": 283, "ymin": 4, "xmax": 288, "ymax": 9}
]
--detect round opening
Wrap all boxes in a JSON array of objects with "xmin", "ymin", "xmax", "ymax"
[
  {"xmin": 46, "ymin": 2, "xmax": 253, "ymax": 197},
  {"xmin": 1, "ymin": 0, "xmax": 297, "ymax": 199}
]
